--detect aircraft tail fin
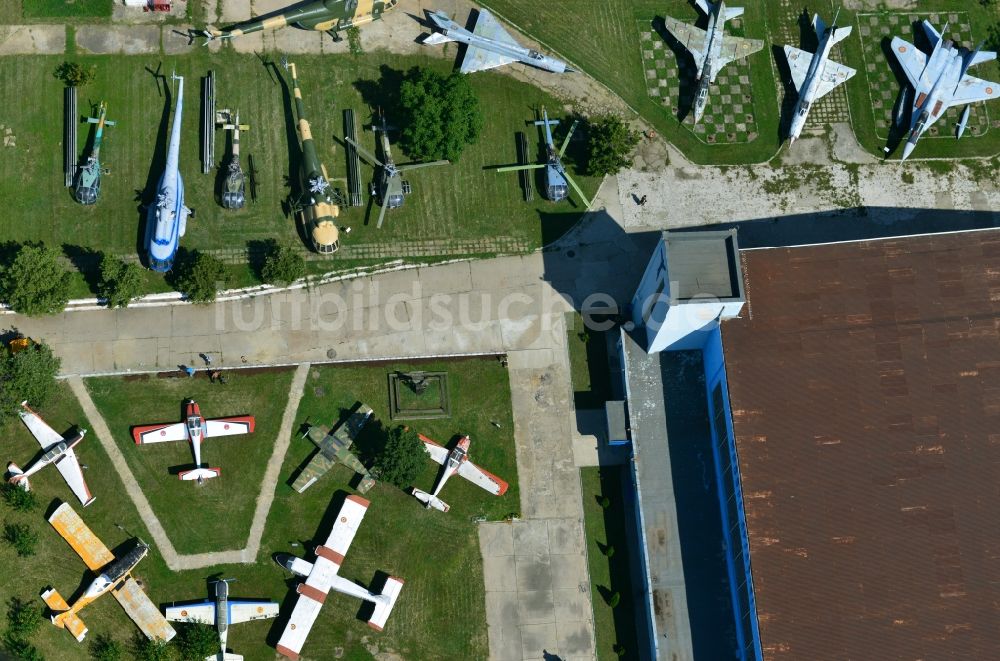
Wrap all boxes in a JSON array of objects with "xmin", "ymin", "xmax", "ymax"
[
  {"xmin": 423, "ymin": 32, "xmax": 454, "ymax": 45},
  {"xmin": 6, "ymin": 463, "xmax": 29, "ymax": 491},
  {"xmin": 724, "ymin": 6, "xmax": 745, "ymax": 21},
  {"xmin": 812, "ymin": 13, "xmax": 826, "ymax": 37},
  {"xmin": 367, "ymin": 576, "xmax": 404, "ymax": 631},
  {"xmin": 210, "ymin": 653, "xmax": 243, "ymax": 661},
  {"xmin": 42, "ymin": 589, "xmax": 88, "ymax": 642},
  {"xmin": 179, "ymin": 467, "xmax": 221, "ymax": 482},
  {"xmin": 411, "ymin": 488, "xmax": 450, "ymax": 512},
  {"xmin": 695, "ymin": 0, "xmax": 714, "ymax": 15},
  {"xmin": 970, "ymin": 46, "xmax": 997, "ymax": 67},
  {"xmin": 829, "ymin": 25, "xmax": 852, "ymax": 46}
]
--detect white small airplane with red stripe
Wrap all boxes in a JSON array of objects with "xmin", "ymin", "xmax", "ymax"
[
  {"xmin": 275, "ymin": 495, "xmax": 403, "ymax": 660},
  {"xmin": 411, "ymin": 434, "xmax": 508, "ymax": 512},
  {"xmin": 131, "ymin": 399, "xmax": 254, "ymax": 483},
  {"xmin": 6, "ymin": 402, "xmax": 94, "ymax": 507}
]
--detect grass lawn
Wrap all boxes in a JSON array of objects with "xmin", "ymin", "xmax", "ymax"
[
  {"xmin": 22, "ymin": 0, "xmax": 112, "ymax": 19},
  {"xmin": 565, "ymin": 311, "xmax": 613, "ymax": 410},
  {"xmin": 0, "ymin": 356, "xmax": 518, "ymax": 659},
  {"xmin": 84, "ymin": 368, "xmax": 296, "ymax": 554},
  {"xmin": 0, "ymin": 51, "xmax": 600, "ymax": 297},
  {"xmin": 581, "ymin": 466, "xmax": 637, "ymax": 661}
]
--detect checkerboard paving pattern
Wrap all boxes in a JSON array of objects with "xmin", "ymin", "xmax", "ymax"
[
  {"xmin": 858, "ymin": 11, "xmax": 992, "ymax": 140},
  {"xmin": 640, "ymin": 21, "xmax": 759, "ymax": 144},
  {"xmin": 771, "ymin": 0, "xmax": 850, "ymax": 128}
]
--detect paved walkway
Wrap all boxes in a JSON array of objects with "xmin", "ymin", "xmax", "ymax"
[{"xmin": 67, "ymin": 363, "xmax": 310, "ymax": 570}]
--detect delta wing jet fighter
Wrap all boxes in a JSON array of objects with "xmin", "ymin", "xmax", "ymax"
[
  {"xmin": 423, "ymin": 9, "xmax": 573, "ymax": 74},
  {"xmin": 293, "ymin": 404, "xmax": 376, "ymax": 494},
  {"xmin": 411, "ymin": 434, "xmax": 508, "ymax": 513},
  {"xmin": 663, "ymin": 1, "xmax": 764, "ymax": 123},
  {"xmin": 275, "ymin": 495, "xmax": 404, "ymax": 659},
  {"xmin": 6, "ymin": 402, "xmax": 94, "ymax": 507},
  {"xmin": 217, "ymin": 109, "xmax": 249, "ymax": 209},
  {"xmin": 41, "ymin": 502, "xmax": 176, "ymax": 644},
  {"xmin": 892, "ymin": 20, "xmax": 1000, "ymax": 160},
  {"xmin": 131, "ymin": 399, "xmax": 255, "ymax": 483},
  {"xmin": 165, "ymin": 578, "xmax": 279, "ymax": 661},
  {"xmin": 346, "ymin": 111, "xmax": 449, "ymax": 228},
  {"xmin": 783, "ymin": 13, "xmax": 855, "ymax": 142},
  {"xmin": 198, "ymin": 0, "xmax": 398, "ymax": 43},
  {"xmin": 73, "ymin": 101, "xmax": 116, "ymax": 205},
  {"xmin": 145, "ymin": 74, "xmax": 191, "ymax": 272},
  {"xmin": 495, "ymin": 107, "xmax": 590, "ymax": 206}
]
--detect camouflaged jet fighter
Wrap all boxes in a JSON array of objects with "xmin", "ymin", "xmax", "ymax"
[
  {"xmin": 293, "ymin": 404, "xmax": 375, "ymax": 494},
  {"xmin": 663, "ymin": 0, "xmax": 763, "ymax": 123},
  {"xmin": 198, "ymin": 0, "xmax": 398, "ymax": 43}
]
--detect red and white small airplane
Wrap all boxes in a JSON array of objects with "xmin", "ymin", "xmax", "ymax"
[
  {"xmin": 131, "ymin": 399, "xmax": 254, "ymax": 483},
  {"xmin": 6, "ymin": 402, "xmax": 94, "ymax": 507},
  {"xmin": 411, "ymin": 434, "xmax": 508, "ymax": 512},
  {"xmin": 275, "ymin": 495, "xmax": 404, "ymax": 660}
]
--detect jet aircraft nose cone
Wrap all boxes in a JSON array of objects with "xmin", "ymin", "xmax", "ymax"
[{"xmin": 901, "ymin": 142, "xmax": 915, "ymax": 161}]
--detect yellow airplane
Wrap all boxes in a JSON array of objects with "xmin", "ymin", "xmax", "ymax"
[{"xmin": 40, "ymin": 502, "xmax": 176, "ymax": 644}]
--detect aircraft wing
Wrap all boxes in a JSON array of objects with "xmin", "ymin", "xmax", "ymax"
[
  {"xmin": 48, "ymin": 502, "xmax": 114, "ymax": 571},
  {"xmin": 783, "ymin": 45, "xmax": 813, "ymax": 92},
  {"xmin": 717, "ymin": 36, "xmax": 765, "ymax": 70},
  {"xmin": 204, "ymin": 416, "xmax": 255, "ymax": 438},
  {"xmin": 948, "ymin": 74, "xmax": 1000, "ymax": 107},
  {"xmin": 131, "ymin": 421, "xmax": 188, "ymax": 444},
  {"xmin": 417, "ymin": 434, "xmax": 449, "ymax": 465},
  {"xmin": 814, "ymin": 59, "xmax": 857, "ymax": 100},
  {"xmin": 291, "ymin": 450, "xmax": 336, "ymax": 493},
  {"xmin": 19, "ymin": 403, "xmax": 65, "ymax": 448},
  {"xmin": 891, "ymin": 37, "xmax": 928, "ymax": 90},
  {"xmin": 112, "ymin": 577, "xmax": 177, "ymax": 642},
  {"xmin": 229, "ymin": 599, "xmax": 280, "ymax": 624},
  {"xmin": 662, "ymin": 17, "xmax": 706, "ymax": 67},
  {"xmin": 460, "ymin": 9, "xmax": 519, "ymax": 73},
  {"xmin": 276, "ymin": 496, "xmax": 370, "ymax": 659},
  {"xmin": 164, "ymin": 601, "xmax": 215, "ymax": 624},
  {"xmin": 53, "ymin": 449, "xmax": 95, "ymax": 507},
  {"xmin": 457, "ymin": 460, "xmax": 510, "ymax": 496}
]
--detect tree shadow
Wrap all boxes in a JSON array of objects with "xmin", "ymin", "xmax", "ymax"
[
  {"xmin": 61, "ymin": 245, "xmax": 103, "ymax": 295},
  {"xmin": 246, "ymin": 238, "xmax": 276, "ymax": 282},
  {"xmin": 352, "ymin": 65, "xmax": 408, "ymax": 125}
]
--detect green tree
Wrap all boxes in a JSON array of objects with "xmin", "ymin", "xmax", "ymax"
[
  {"xmin": 261, "ymin": 243, "xmax": 305, "ymax": 285},
  {"xmin": 1, "ymin": 484, "xmax": 36, "ymax": 512},
  {"xmin": 0, "ymin": 341, "xmax": 61, "ymax": 425},
  {"xmin": 175, "ymin": 623, "xmax": 218, "ymax": 660},
  {"xmin": 5, "ymin": 598, "xmax": 42, "ymax": 639},
  {"xmin": 3, "ymin": 637, "xmax": 43, "ymax": 661},
  {"xmin": 374, "ymin": 426, "xmax": 426, "ymax": 488},
  {"xmin": 586, "ymin": 114, "xmax": 640, "ymax": 176},
  {"xmin": 53, "ymin": 61, "xmax": 96, "ymax": 87},
  {"xmin": 0, "ymin": 244, "xmax": 72, "ymax": 316},
  {"xmin": 98, "ymin": 254, "xmax": 144, "ymax": 308},
  {"xmin": 601, "ymin": 545, "xmax": 616, "ymax": 558},
  {"xmin": 91, "ymin": 634, "xmax": 124, "ymax": 661},
  {"xmin": 131, "ymin": 633, "xmax": 172, "ymax": 661},
  {"xmin": 174, "ymin": 251, "xmax": 228, "ymax": 304},
  {"xmin": 607, "ymin": 591, "xmax": 621, "ymax": 608},
  {"xmin": 3, "ymin": 523, "xmax": 38, "ymax": 557},
  {"xmin": 399, "ymin": 68, "xmax": 483, "ymax": 162}
]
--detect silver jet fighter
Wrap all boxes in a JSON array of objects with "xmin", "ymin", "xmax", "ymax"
[
  {"xmin": 892, "ymin": 20, "xmax": 1000, "ymax": 160},
  {"xmin": 663, "ymin": 0, "xmax": 763, "ymax": 123},
  {"xmin": 783, "ymin": 13, "xmax": 855, "ymax": 142},
  {"xmin": 423, "ymin": 9, "xmax": 573, "ymax": 74}
]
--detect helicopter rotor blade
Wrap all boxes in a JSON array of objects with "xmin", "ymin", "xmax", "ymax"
[
  {"xmin": 345, "ymin": 136, "xmax": 384, "ymax": 168},
  {"xmin": 397, "ymin": 160, "xmax": 450, "ymax": 172},
  {"xmin": 376, "ymin": 198, "xmax": 389, "ymax": 229},
  {"xmin": 559, "ymin": 120, "xmax": 580, "ymax": 158},
  {"xmin": 495, "ymin": 163, "xmax": 546, "ymax": 173},
  {"xmin": 564, "ymin": 171, "xmax": 592, "ymax": 208}
]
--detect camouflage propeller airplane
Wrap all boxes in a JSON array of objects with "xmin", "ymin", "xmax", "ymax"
[
  {"xmin": 73, "ymin": 101, "xmax": 115, "ymax": 205},
  {"xmin": 197, "ymin": 0, "xmax": 398, "ymax": 43},
  {"xmin": 293, "ymin": 404, "xmax": 376, "ymax": 494},
  {"xmin": 346, "ymin": 111, "xmax": 449, "ymax": 229}
]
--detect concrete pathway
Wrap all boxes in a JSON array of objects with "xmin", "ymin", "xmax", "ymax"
[
  {"xmin": 67, "ymin": 363, "xmax": 310, "ymax": 570},
  {"xmin": 479, "ymin": 322, "xmax": 596, "ymax": 661}
]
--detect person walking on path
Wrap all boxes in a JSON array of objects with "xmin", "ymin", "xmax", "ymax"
[
  {"xmin": 639, "ymin": 194, "xmax": 648, "ymax": 207},
  {"xmin": 200, "ymin": 353, "xmax": 213, "ymax": 366}
]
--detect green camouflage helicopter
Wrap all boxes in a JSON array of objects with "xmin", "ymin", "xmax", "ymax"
[
  {"xmin": 73, "ymin": 102, "xmax": 116, "ymax": 205},
  {"xmin": 197, "ymin": 0, "xmax": 398, "ymax": 43}
]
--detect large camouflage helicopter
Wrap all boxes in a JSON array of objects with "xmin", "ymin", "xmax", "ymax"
[
  {"xmin": 283, "ymin": 59, "xmax": 343, "ymax": 254},
  {"xmin": 346, "ymin": 111, "xmax": 449, "ymax": 228},
  {"xmin": 73, "ymin": 101, "xmax": 116, "ymax": 205},
  {"xmin": 496, "ymin": 107, "xmax": 590, "ymax": 207},
  {"xmin": 197, "ymin": 0, "xmax": 398, "ymax": 43},
  {"xmin": 216, "ymin": 109, "xmax": 249, "ymax": 209}
]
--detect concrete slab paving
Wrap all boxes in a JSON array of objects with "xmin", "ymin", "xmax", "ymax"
[
  {"xmin": 76, "ymin": 25, "xmax": 161, "ymax": 55},
  {"xmin": 515, "ymin": 555, "xmax": 553, "ymax": 592},
  {"xmin": 0, "ymin": 25, "xmax": 66, "ymax": 55}
]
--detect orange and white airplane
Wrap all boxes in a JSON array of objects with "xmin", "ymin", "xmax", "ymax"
[
  {"xmin": 275, "ymin": 495, "xmax": 404, "ymax": 660},
  {"xmin": 6, "ymin": 402, "xmax": 94, "ymax": 506},
  {"xmin": 131, "ymin": 399, "xmax": 254, "ymax": 482},
  {"xmin": 411, "ymin": 434, "xmax": 508, "ymax": 512},
  {"xmin": 41, "ymin": 502, "xmax": 176, "ymax": 644}
]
